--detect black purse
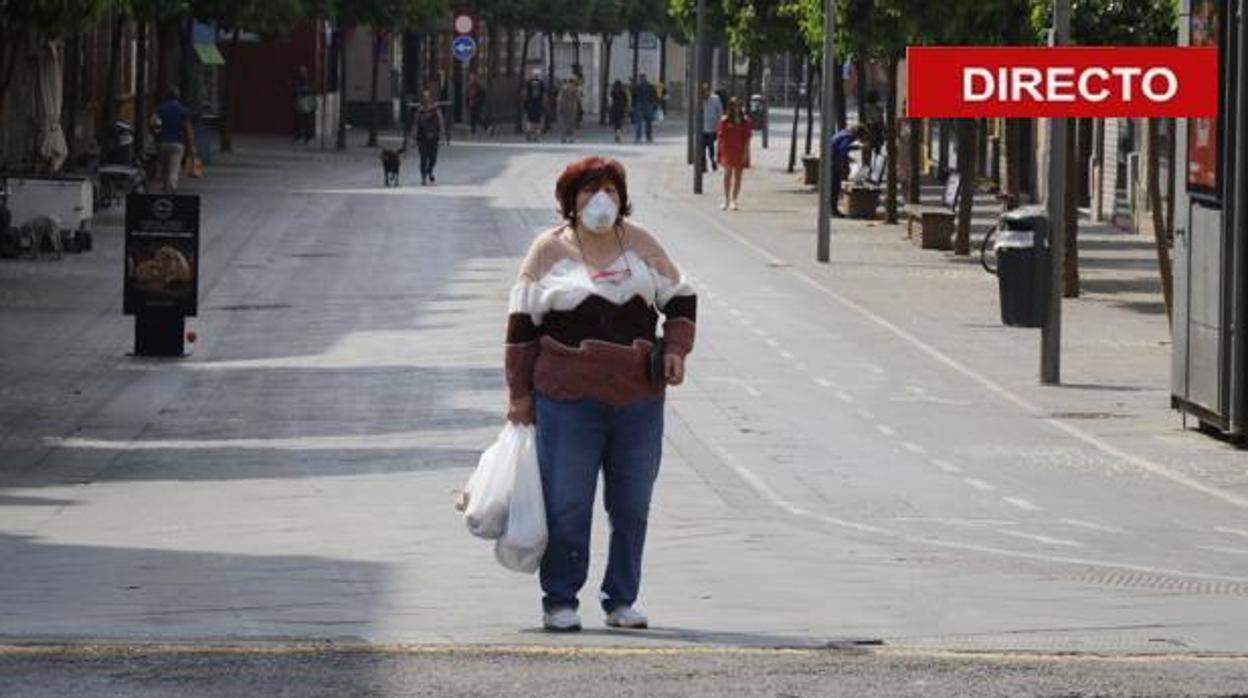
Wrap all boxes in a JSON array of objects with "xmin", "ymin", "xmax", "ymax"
[{"xmin": 646, "ymin": 334, "xmax": 666, "ymax": 385}]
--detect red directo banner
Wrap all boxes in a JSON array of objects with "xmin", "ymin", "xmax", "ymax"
[{"xmin": 907, "ymin": 47, "xmax": 1219, "ymax": 118}]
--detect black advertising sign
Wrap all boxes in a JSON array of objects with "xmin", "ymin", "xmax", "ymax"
[{"xmin": 124, "ymin": 194, "xmax": 199, "ymax": 316}]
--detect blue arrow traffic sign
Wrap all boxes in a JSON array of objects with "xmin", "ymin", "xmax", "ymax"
[{"xmin": 452, "ymin": 36, "xmax": 476, "ymax": 63}]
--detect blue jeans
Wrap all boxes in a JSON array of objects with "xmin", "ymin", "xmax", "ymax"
[
  {"xmin": 634, "ymin": 108, "xmax": 654, "ymax": 142},
  {"xmin": 534, "ymin": 392, "xmax": 664, "ymax": 613}
]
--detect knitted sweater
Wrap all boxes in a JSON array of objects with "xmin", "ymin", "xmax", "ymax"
[{"xmin": 505, "ymin": 222, "xmax": 697, "ymax": 406}]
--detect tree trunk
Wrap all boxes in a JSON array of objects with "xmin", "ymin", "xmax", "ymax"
[
  {"xmin": 135, "ymin": 20, "xmax": 149, "ymax": 164},
  {"xmin": 367, "ymin": 32, "xmax": 381, "ymax": 147},
  {"xmin": 907, "ymin": 117, "xmax": 922, "ymax": 203},
  {"xmin": 98, "ymin": 12, "xmax": 123, "ymax": 150},
  {"xmin": 954, "ymin": 118, "xmax": 977, "ymax": 256},
  {"xmin": 1003, "ymin": 118, "xmax": 1022, "ymax": 209},
  {"xmin": 336, "ymin": 26, "xmax": 348, "ymax": 150},
  {"xmin": 599, "ymin": 35, "xmax": 612, "ymax": 126},
  {"xmin": 787, "ymin": 53, "xmax": 805, "ymax": 173},
  {"xmin": 804, "ymin": 63, "xmax": 815, "ymax": 155},
  {"xmin": 487, "ymin": 23, "xmax": 499, "ymax": 79},
  {"xmin": 0, "ymin": 25, "xmax": 25, "ymax": 123},
  {"xmin": 1148, "ymin": 117, "xmax": 1175, "ymax": 324},
  {"xmin": 854, "ymin": 57, "xmax": 868, "ymax": 158},
  {"xmin": 885, "ymin": 54, "xmax": 900, "ymax": 224},
  {"xmin": 505, "ymin": 27, "xmax": 515, "ymax": 77},
  {"xmin": 659, "ymin": 34, "xmax": 667, "ymax": 83},
  {"xmin": 1063, "ymin": 119, "xmax": 1080, "ymax": 297},
  {"xmin": 631, "ymin": 31, "xmax": 640, "ymax": 85},
  {"xmin": 516, "ymin": 30, "xmax": 533, "ymax": 134},
  {"xmin": 179, "ymin": 16, "xmax": 193, "ymax": 104},
  {"xmin": 221, "ymin": 29, "xmax": 240, "ymax": 153},
  {"xmin": 545, "ymin": 32, "xmax": 556, "ymax": 130}
]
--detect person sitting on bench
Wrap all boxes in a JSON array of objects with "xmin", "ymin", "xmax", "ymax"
[{"xmin": 829, "ymin": 124, "xmax": 868, "ymax": 217}]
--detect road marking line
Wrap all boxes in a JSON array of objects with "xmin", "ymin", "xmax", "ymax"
[
  {"xmin": 856, "ymin": 408, "xmax": 875, "ymax": 420},
  {"xmin": 835, "ymin": 391, "xmax": 855, "ymax": 403},
  {"xmin": 684, "ymin": 206, "xmax": 1248, "ymax": 512},
  {"xmin": 795, "ymin": 362, "xmax": 808, "ymax": 370},
  {"xmin": 752, "ymin": 328, "xmax": 767, "ymax": 337},
  {"xmin": 703, "ymin": 439, "xmax": 1248, "ymax": 585},
  {"xmin": 1215, "ymin": 526, "xmax": 1248, "ymax": 540},
  {"xmin": 997, "ymin": 530, "xmax": 1084, "ymax": 548},
  {"xmin": 1060, "ymin": 519, "xmax": 1128, "ymax": 534},
  {"xmin": 765, "ymin": 339, "xmax": 780, "ymax": 348},
  {"xmin": 965, "ymin": 478, "xmax": 995, "ymax": 492},
  {"xmin": 728, "ymin": 308, "xmax": 743, "ymax": 317},
  {"xmin": 1003, "ymin": 497, "xmax": 1044, "ymax": 512},
  {"xmin": 902, "ymin": 442, "xmax": 927, "ymax": 455},
  {"xmin": 876, "ymin": 424, "xmax": 897, "ymax": 437},
  {"xmin": 932, "ymin": 459, "xmax": 963, "ymax": 474},
  {"xmin": 1198, "ymin": 545, "xmax": 1248, "ymax": 555},
  {"xmin": 814, "ymin": 377, "xmax": 834, "ymax": 389},
  {"xmin": 780, "ymin": 351, "xmax": 795, "ymax": 360}
]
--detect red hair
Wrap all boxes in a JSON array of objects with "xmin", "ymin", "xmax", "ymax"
[{"xmin": 555, "ymin": 157, "xmax": 632, "ymax": 223}]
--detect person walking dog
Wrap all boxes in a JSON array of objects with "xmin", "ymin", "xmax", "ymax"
[{"xmin": 504, "ymin": 156, "xmax": 698, "ymax": 632}]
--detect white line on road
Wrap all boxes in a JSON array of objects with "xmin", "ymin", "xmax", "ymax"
[
  {"xmin": 765, "ymin": 339, "xmax": 780, "ymax": 348},
  {"xmin": 780, "ymin": 351, "xmax": 795, "ymax": 360},
  {"xmin": 1214, "ymin": 526, "xmax": 1248, "ymax": 540},
  {"xmin": 902, "ymin": 442, "xmax": 927, "ymax": 455},
  {"xmin": 795, "ymin": 362, "xmax": 808, "ymax": 370},
  {"xmin": 684, "ymin": 205, "xmax": 1248, "ymax": 512},
  {"xmin": 1060, "ymin": 519, "xmax": 1129, "ymax": 534},
  {"xmin": 876, "ymin": 424, "xmax": 897, "ymax": 437},
  {"xmin": 752, "ymin": 328, "xmax": 767, "ymax": 337},
  {"xmin": 856, "ymin": 408, "xmax": 875, "ymax": 420},
  {"xmin": 1198, "ymin": 545, "xmax": 1248, "ymax": 556},
  {"xmin": 965, "ymin": 478, "xmax": 996, "ymax": 492},
  {"xmin": 835, "ymin": 391, "xmax": 855, "ymax": 403},
  {"xmin": 997, "ymin": 530, "xmax": 1085, "ymax": 548},
  {"xmin": 1003, "ymin": 497, "xmax": 1044, "ymax": 512},
  {"xmin": 705, "ymin": 436, "xmax": 1248, "ymax": 585},
  {"xmin": 814, "ymin": 378, "xmax": 834, "ymax": 389},
  {"xmin": 932, "ymin": 459, "xmax": 963, "ymax": 474},
  {"xmin": 728, "ymin": 308, "xmax": 743, "ymax": 317}
]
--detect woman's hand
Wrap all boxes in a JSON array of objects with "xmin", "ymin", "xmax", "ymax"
[
  {"xmin": 664, "ymin": 354, "xmax": 685, "ymax": 386},
  {"xmin": 507, "ymin": 395, "xmax": 535, "ymax": 425}
]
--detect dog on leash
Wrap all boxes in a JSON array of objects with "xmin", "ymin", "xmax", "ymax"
[{"xmin": 381, "ymin": 147, "xmax": 406, "ymax": 187}]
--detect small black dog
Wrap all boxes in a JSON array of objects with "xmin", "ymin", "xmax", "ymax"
[{"xmin": 381, "ymin": 147, "xmax": 405, "ymax": 187}]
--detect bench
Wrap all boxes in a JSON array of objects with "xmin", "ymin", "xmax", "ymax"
[
  {"xmin": 842, "ymin": 153, "xmax": 887, "ymax": 219},
  {"xmin": 905, "ymin": 174, "xmax": 961, "ymax": 250}
]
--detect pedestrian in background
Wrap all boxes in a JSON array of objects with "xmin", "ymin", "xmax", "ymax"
[
  {"xmin": 467, "ymin": 72, "xmax": 485, "ymax": 136},
  {"xmin": 609, "ymin": 80, "xmax": 628, "ymax": 143},
  {"xmin": 292, "ymin": 65, "xmax": 315, "ymax": 144},
  {"xmin": 633, "ymin": 74, "xmax": 656, "ymax": 143},
  {"xmin": 700, "ymin": 82, "xmax": 723, "ymax": 172},
  {"xmin": 505, "ymin": 156, "xmax": 698, "ymax": 632},
  {"xmin": 151, "ymin": 88, "xmax": 196, "ymax": 194},
  {"xmin": 523, "ymin": 69, "xmax": 545, "ymax": 142},
  {"xmin": 412, "ymin": 90, "xmax": 445, "ymax": 185},
  {"xmin": 716, "ymin": 97, "xmax": 751, "ymax": 210},
  {"xmin": 557, "ymin": 78, "xmax": 581, "ymax": 143}
]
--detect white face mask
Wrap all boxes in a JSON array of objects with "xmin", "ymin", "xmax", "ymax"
[{"xmin": 580, "ymin": 191, "xmax": 619, "ymax": 234}]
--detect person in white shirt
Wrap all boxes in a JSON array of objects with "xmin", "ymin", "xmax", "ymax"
[{"xmin": 701, "ymin": 83, "xmax": 723, "ymax": 172}]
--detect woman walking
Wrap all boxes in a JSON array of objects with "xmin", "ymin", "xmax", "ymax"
[
  {"xmin": 716, "ymin": 97, "xmax": 752, "ymax": 210},
  {"xmin": 557, "ymin": 78, "xmax": 581, "ymax": 143},
  {"xmin": 505, "ymin": 157, "xmax": 698, "ymax": 632},
  {"xmin": 412, "ymin": 90, "xmax": 445, "ymax": 185},
  {"xmin": 609, "ymin": 81, "xmax": 629, "ymax": 143}
]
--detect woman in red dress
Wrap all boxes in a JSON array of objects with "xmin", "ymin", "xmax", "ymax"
[{"xmin": 716, "ymin": 97, "xmax": 752, "ymax": 210}]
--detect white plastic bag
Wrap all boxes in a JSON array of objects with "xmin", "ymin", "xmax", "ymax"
[
  {"xmin": 462, "ymin": 423, "xmax": 529, "ymax": 539},
  {"xmin": 494, "ymin": 425, "xmax": 547, "ymax": 573}
]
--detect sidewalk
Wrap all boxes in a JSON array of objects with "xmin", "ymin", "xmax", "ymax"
[{"xmin": 665, "ymin": 131, "xmax": 1247, "ymax": 501}]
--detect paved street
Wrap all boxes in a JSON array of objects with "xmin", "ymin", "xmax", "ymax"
[{"xmin": 3, "ymin": 117, "xmax": 1248, "ymax": 694}]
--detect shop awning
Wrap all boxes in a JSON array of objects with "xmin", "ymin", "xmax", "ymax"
[{"xmin": 194, "ymin": 43, "xmax": 225, "ymax": 65}]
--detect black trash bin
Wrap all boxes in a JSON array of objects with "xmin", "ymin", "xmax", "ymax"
[
  {"xmin": 992, "ymin": 205, "xmax": 1051, "ymax": 328},
  {"xmin": 749, "ymin": 94, "xmax": 767, "ymax": 130}
]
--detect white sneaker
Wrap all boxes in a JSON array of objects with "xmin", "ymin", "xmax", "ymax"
[
  {"xmin": 730, "ymin": 200, "xmax": 739, "ymax": 211},
  {"xmin": 542, "ymin": 607, "xmax": 582, "ymax": 632},
  {"xmin": 720, "ymin": 200, "xmax": 729, "ymax": 210},
  {"xmin": 604, "ymin": 606, "xmax": 648, "ymax": 629}
]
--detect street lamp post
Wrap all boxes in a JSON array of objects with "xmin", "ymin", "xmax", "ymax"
[
  {"xmin": 816, "ymin": 0, "xmax": 837, "ymax": 262},
  {"xmin": 1040, "ymin": 0, "xmax": 1070, "ymax": 384},
  {"xmin": 693, "ymin": 0, "xmax": 706, "ymax": 195}
]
